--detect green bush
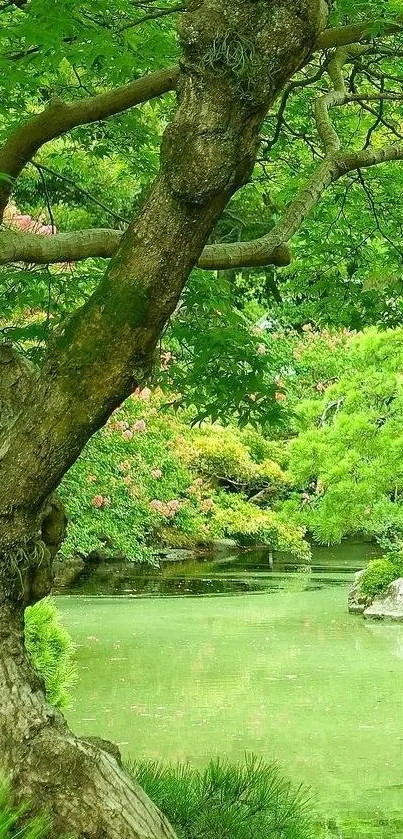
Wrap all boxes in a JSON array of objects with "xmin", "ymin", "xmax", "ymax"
[
  {"xmin": 59, "ymin": 391, "xmax": 307, "ymax": 560},
  {"xmin": 24, "ymin": 598, "xmax": 76, "ymax": 709},
  {"xmin": 281, "ymin": 328, "xmax": 403, "ymax": 549},
  {"xmin": 360, "ymin": 558, "xmax": 401, "ymax": 598},
  {"xmin": 128, "ymin": 755, "xmax": 315, "ymax": 839}
]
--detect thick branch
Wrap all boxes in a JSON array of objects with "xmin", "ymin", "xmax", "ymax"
[
  {"xmin": 0, "ymin": 226, "xmax": 290, "ymax": 268},
  {"xmin": 3, "ymin": 137, "xmax": 403, "ymax": 272},
  {"xmin": 198, "ymin": 139, "xmax": 403, "ymax": 269},
  {"xmin": 318, "ymin": 20, "xmax": 403, "ymax": 50},
  {"xmin": 0, "ymin": 227, "xmax": 122, "ymax": 264},
  {"xmin": 0, "ymin": 66, "xmax": 179, "ymax": 217}
]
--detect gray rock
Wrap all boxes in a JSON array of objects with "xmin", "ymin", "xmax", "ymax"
[
  {"xmin": 364, "ymin": 577, "xmax": 403, "ymax": 621},
  {"xmin": 348, "ymin": 569, "xmax": 371, "ymax": 614},
  {"xmin": 160, "ymin": 549, "xmax": 198, "ymax": 563},
  {"xmin": 210, "ymin": 538, "xmax": 238, "ymax": 551}
]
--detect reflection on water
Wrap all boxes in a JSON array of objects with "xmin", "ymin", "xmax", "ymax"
[
  {"xmin": 54, "ymin": 542, "xmax": 380, "ymax": 598},
  {"xmin": 55, "ymin": 542, "xmax": 402, "ymax": 837}
]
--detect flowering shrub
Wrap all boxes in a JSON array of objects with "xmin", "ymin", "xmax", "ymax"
[
  {"xmin": 188, "ymin": 427, "xmax": 288, "ymax": 496},
  {"xmin": 59, "ymin": 390, "xmax": 308, "ymax": 561}
]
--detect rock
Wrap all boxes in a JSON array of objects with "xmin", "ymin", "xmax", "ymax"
[
  {"xmin": 348, "ymin": 569, "xmax": 371, "ymax": 614},
  {"xmin": 209, "ymin": 538, "xmax": 238, "ymax": 551},
  {"xmin": 364, "ymin": 578, "xmax": 403, "ymax": 621},
  {"xmin": 52, "ymin": 555, "xmax": 85, "ymax": 589},
  {"xmin": 159, "ymin": 549, "xmax": 198, "ymax": 563}
]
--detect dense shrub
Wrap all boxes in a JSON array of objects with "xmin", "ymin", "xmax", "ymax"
[
  {"xmin": 24, "ymin": 598, "xmax": 76, "ymax": 709},
  {"xmin": 129, "ymin": 755, "xmax": 315, "ymax": 839},
  {"xmin": 59, "ymin": 390, "xmax": 308, "ymax": 561},
  {"xmin": 191, "ymin": 427, "xmax": 288, "ymax": 495},
  {"xmin": 360, "ymin": 553, "xmax": 403, "ymax": 598},
  {"xmin": 360, "ymin": 559, "xmax": 399, "ymax": 597},
  {"xmin": 281, "ymin": 327, "xmax": 403, "ymax": 548}
]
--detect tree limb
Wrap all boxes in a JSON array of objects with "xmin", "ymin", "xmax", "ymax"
[
  {"xmin": 0, "ymin": 66, "xmax": 179, "ymax": 217},
  {"xmin": 4, "ymin": 134, "xmax": 403, "ymax": 271},
  {"xmin": 0, "ymin": 228, "xmax": 121, "ymax": 264},
  {"xmin": 317, "ymin": 20, "xmax": 403, "ymax": 50},
  {"xmin": 117, "ymin": 4, "xmax": 186, "ymax": 32}
]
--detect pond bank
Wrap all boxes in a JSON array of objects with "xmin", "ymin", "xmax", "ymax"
[{"xmin": 53, "ymin": 541, "xmax": 380, "ymax": 596}]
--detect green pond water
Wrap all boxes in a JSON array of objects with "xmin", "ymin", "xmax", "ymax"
[{"xmin": 56, "ymin": 544, "xmax": 403, "ymax": 834}]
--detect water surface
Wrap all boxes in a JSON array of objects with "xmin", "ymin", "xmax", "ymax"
[{"xmin": 57, "ymin": 549, "xmax": 403, "ymax": 829}]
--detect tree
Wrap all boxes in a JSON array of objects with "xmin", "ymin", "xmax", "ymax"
[{"xmin": 2, "ymin": 1, "xmax": 403, "ymax": 836}]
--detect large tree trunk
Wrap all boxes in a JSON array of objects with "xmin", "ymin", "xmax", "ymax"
[{"xmin": 0, "ymin": 1, "xmax": 326, "ymax": 835}]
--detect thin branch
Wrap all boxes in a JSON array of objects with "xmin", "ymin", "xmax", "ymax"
[
  {"xmin": 356, "ymin": 169, "xmax": 403, "ymax": 258},
  {"xmin": 30, "ymin": 162, "xmax": 129, "ymax": 224},
  {"xmin": 117, "ymin": 4, "xmax": 186, "ymax": 32},
  {"xmin": 264, "ymin": 61, "xmax": 329, "ymax": 153},
  {"xmin": 33, "ymin": 164, "xmax": 56, "ymax": 234},
  {"xmin": 0, "ymin": 66, "xmax": 179, "ymax": 217}
]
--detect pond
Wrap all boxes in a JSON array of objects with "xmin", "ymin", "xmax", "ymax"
[{"xmin": 56, "ymin": 543, "xmax": 403, "ymax": 835}]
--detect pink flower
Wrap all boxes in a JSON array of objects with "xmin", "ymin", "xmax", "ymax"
[
  {"xmin": 92, "ymin": 495, "xmax": 111, "ymax": 508},
  {"xmin": 200, "ymin": 499, "xmax": 214, "ymax": 513},
  {"xmin": 151, "ymin": 499, "xmax": 165, "ymax": 513},
  {"xmin": 133, "ymin": 419, "xmax": 146, "ymax": 433},
  {"xmin": 123, "ymin": 429, "xmax": 133, "ymax": 440},
  {"xmin": 38, "ymin": 223, "xmax": 56, "ymax": 235},
  {"xmin": 166, "ymin": 499, "xmax": 180, "ymax": 518},
  {"xmin": 116, "ymin": 420, "xmax": 129, "ymax": 431},
  {"xmin": 14, "ymin": 214, "xmax": 34, "ymax": 231},
  {"xmin": 151, "ymin": 468, "xmax": 162, "ymax": 479},
  {"xmin": 139, "ymin": 387, "xmax": 152, "ymax": 402}
]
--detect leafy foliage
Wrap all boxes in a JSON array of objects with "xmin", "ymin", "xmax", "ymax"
[
  {"xmin": 280, "ymin": 328, "xmax": 403, "ymax": 548},
  {"xmin": 59, "ymin": 390, "xmax": 309, "ymax": 561},
  {"xmin": 359, "ymin": 556, "xmax": 403, "ymax": 597},
  {"xmin": 129, "ymin": 755, "xmax": 315, "ymax": 839},
  {"xmin": 24, "ymin": 598, "xmax": 76, "ymax": 709}
]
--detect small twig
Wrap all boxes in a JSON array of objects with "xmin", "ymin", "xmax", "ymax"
[
  {"xmin": 117, "ymin": 4, "xmax": 186, "ymax": 33},
  {"xmin": 29, "ymin": 162, "xmax": 129, "ymax": 225}
]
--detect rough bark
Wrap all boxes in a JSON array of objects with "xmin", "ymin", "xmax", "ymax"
[{"xmin": 0, "ymin": 1, "xmax": 326, "ymax": 835}]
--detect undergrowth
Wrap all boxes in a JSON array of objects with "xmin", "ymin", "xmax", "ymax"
[
  {"xmin": 128, "ymin": 754, "xmax": 316, "ymax": 839},
  {"xmin": 24, "ymin": 598, "xmax": 77, "ymax": 709}
]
